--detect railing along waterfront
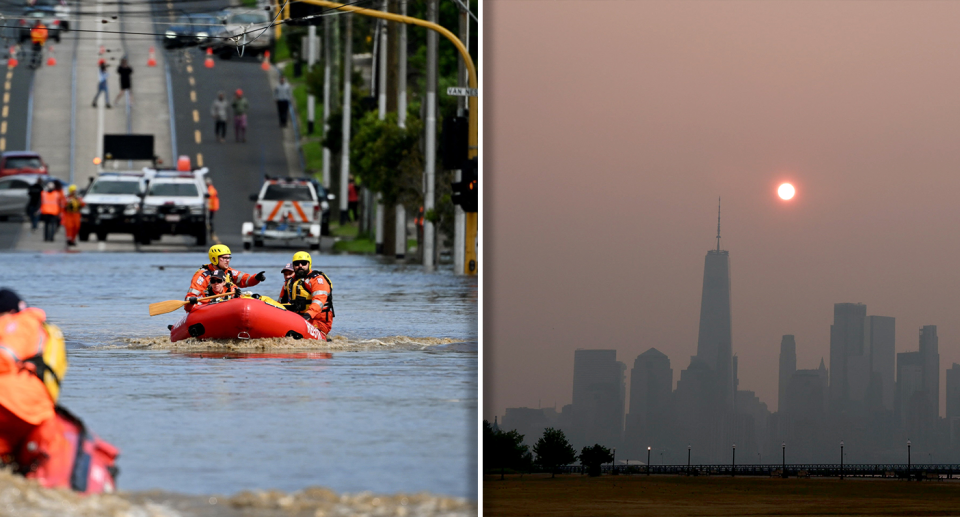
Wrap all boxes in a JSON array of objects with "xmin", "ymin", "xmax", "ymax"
[{"xmin": 554, "ymin": 463, "xmax": 960, "ymax": 480}]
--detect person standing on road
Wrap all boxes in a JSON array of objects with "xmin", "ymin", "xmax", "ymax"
[
  {"xmin": 60, "ymin": 185, "xmax": 84, "ymax": 247},
  {"xmin": 39, "ymin": 182, "xmax": 61, "ymax": 242},
  {"xmin": 25, "ymin": 180, "xmax": 42, "ymax": 232},
  {"xmin": 210, "ymin": 91, "xmax": 228, "ymax": 143},
  {"xmin": 231, "ymin": 89, "xmax": 249, "ymax": 143},
  {"xmin": 29, "ymin": 21, "xmax": 47, "ymax": 67},
  {"xmin": 274, "ymin": 76, "xmax": 291, "ymax": 128},
  {"xmin": 113, "ymin": 58, "xmax": 133, "ymax": 106},
  {"xmin": 205, "ymin": 176, "xmax": 219, "ymax": 239},
  {"xmin": 347, "ymin": 175, "xmax": 359, "ymax": 222},
  {"xmin": 91, "ymin": 62, "xmax": 111, "ymax": 108}
]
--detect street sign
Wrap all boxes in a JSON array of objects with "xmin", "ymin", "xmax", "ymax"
[{"xmin": 446, "ymin": 87, "xmax": 478, "ymax": 97}]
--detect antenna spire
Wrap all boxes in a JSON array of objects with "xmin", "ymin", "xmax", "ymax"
[{"xmin": 716, "ymin": 197, "xmax": 721, "ymax": 251}]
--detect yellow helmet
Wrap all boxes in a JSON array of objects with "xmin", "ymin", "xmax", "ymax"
[
  {"xmin": 67, "ymin": 184, "xmax": 77, "ymax": 193},
  {"xmin": 292, "ymin": 251, "xmax": 312, "ymax": 270},
  {"xmin": 209, "ymin": 244, "xmax": 232, "ymax": 264}
]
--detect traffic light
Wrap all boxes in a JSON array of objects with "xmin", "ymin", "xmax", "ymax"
[
  {"xmin": 442, "ymin": 116, "xmax": 468, "ymax": 170},
  {"xmin": 451, "ymin": 158, "xmax": 478, "ymax": 213}
]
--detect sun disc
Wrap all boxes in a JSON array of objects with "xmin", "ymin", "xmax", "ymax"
[{"xmin": 778, "ymin": 183, "xmax": 795, "ymax": 200}]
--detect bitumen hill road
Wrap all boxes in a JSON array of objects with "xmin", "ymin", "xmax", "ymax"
[{"xmin": 0, "ymin": 0, "xmax": 321, "ymax": 252}]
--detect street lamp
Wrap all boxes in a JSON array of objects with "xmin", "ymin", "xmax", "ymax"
[
  {"xmin": 647, "ymin": 446, "xmax": 651, "ymax": 476},
  {"xmin": 687, "ymin": 445, "xmax": 691, "ymax": 475},
  {"xmin": 907, "ymin": 440, "xmax": 911, "ymax": 480},
  {"xmin": 732, "ymin": 444, "xmax": 736, "ymax": 477},
  {"xmin": 782, "ymin": 442, "xmax": 786, "ymax": 478},
  {"xmin": 840, "ymin": 441, "xmax": 844, "ymax": 480},
  {"xmin": 612, "ymin": 448, "xmax": 616, "ymax": 475},
  {"xmin": 758, "ymin": 452, "xmax": 762, "ymax": 464}
]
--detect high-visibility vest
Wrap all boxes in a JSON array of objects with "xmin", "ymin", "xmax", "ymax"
[
  {"xmin": 40, "ymin": 191, "xmax": 61, "ymax": 216},
  {"xmin": 207, "ymin": 185, "xmax": 220, "ymax": 212},
  {"xmin": 30, "ymin": 25, "xmax": 47, "ymax": 45}
]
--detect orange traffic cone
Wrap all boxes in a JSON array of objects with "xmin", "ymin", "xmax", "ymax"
[
  {"xmin": 7, "ymin": 47, "xmax": 17, "ymax": 68},
  {"xmin": 46, "ymin": 46, "xmax": 56, "ymax": 66},
  {"xmin": 261, "ymin": 51, "xmax": 270, "ymax": 71},
  {"xmin": 147, "ymin": 46, "xmax": 156, "ymax": 67},
  {"xmin": 204, "ymin": 47, "xmax": 214, "ymax": 68}
]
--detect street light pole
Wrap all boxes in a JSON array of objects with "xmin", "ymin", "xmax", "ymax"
[
  {"xmin": 687, "ymin": 445, "xmax": 691, "ymax": 475},
  {"xmin": 907, "ymin": 440, "xmax": 911, "ymax": 481},
  {"xmin": 612, "ymin": 448, "xmax": 616, "ymax": 475},
  {"xmin": 732, "ymin": 444, "xmax": 736, "ymax": 477},
  {"xmin": 647, "ymin": 446, "xmax": 651, "ymax": 476},
  {"xmin": 840, "ymin": 441, "xmax": 844, "ymax": 480},
  {"xmin": 782, "ymin": 442, "xmax": 786, "ymax": 478}
]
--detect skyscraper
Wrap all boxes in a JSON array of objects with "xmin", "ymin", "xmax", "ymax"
[
  {"xmin": 695, "ymin": 203, "xmax": 733, "ymax": 406},
  {"xmin": 920, "ymin": 325, "xmax": 939, "ymax": 419},
  {"xmin": 571, "ymin": 349, "xmax": 625, "ymax": 448},
  {"xmin": 624, "ymin": 348, "xmax": 673, "ymax": 455},
  {"xmin": 865, "ymin": 316, "xmax": 896, "ymax": 412},
  {"xmin": 779, "ymin": 335, "xmax": 797, "ymax": 412},
  {"xmin": 829, "ymin": 303, "xmax": 867, "ymax": 412}
]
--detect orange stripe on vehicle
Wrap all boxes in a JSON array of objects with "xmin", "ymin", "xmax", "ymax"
[
  {"xmin": 292, "ymin": 201, "xmax": 308, "ymax": 222},
  {"xmin": 266, "ymin": 202, "xmax": 283, "ymax": 221}
]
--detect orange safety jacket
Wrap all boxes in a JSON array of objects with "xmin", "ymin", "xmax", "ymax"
[
  {"xmin": 63, "ymin": 195, "xmax": 84, "ymax": 213},
  {"xmin": 207, "ymin": 185, "xmax": 219, "ymax": 212},
  {"xmin": 39, "ymin": 190, "xmax": 61, "ymax": 216},
  {"xmin": 30, "ymin": 25, "xmax": 47, "ymax": 45},
  {"xmin": 185, "ymin": 264, "xmax": 260, "ymax": 312},
  {"xmin": 279, "ymin": 271, "xmax": 334, "ymax": 334},
  {"xmin": 0, "ymin": 308, "xmax": 55, "ymax": 426}
]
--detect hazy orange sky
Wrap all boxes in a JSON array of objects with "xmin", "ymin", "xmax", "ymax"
[{"xmin": 485, "ymin": 0, "xmax": 960, "ymax": 421}]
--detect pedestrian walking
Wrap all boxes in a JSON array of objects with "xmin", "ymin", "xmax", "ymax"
[
  {"xmin": 210, "ymin": 91, "xmax": 229, "ymax": 143},
  {"xmin": 91, "ymin": 62, "xmax": 111, "ymax": 108},
  {"xmin": 347, "ymin": 175, "xmax": 359, "ymax": 222},
  {"xmin": 113, "ymin": 58, "xmax": 133, "ymax": 106},
  {"xmin": 205, "ymin": 176, "xmax": 219, "ymax": 239},
  {"xmin": 39, "ymin": 182, "xmax": 62, "ymax": 242},
  {"xmin": 231, "ymin": 89, "xmax": 249, "ymax": 143},
  {"xmin": 274, "ymin": 76, "xmax": 291, "ymax": 128},
  {"xmin": 25, "ymin": 180, "xmax": 41, "ymax": 232}
]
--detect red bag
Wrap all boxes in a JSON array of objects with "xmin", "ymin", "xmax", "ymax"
[{"xmin": 24, "ymin": 406, "xmax": 120, "ymax": 494}]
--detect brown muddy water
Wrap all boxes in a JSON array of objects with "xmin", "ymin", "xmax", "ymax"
[{"xmin": 0, "ymin": 252, "xmax": 478, "ymax": 515}]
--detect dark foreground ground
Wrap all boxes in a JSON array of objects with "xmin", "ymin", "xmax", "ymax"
[{"xmin": 484, "ymin": 473, "xmax": 960, "ymax": 516}]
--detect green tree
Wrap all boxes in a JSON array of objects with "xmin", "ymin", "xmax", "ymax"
[
  {"xmin": 533, "ymin": 428, "xmax": 577, "ymax": 478},
  {"xmin": 579, "ymin": 444, "xmax": 614, "ymax": 477},
  {"xmin": 350, "ymin": 110, "xmax": 424, "ymax": 209},
  {"xmin": 483, "ymin": 420, "xmax": 532, "ymax": 480}
]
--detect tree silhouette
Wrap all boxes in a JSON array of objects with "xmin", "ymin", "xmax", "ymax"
[
  {"xmin": 534, "ymin": 428, "xmax": 577, "ymax": 478},
  {"xmin": 483, "ymin": 420, "xmax": 532, "ymax": 479},
  {"xmin": 579, "ymin": 444, "xmax": 614, "ymax": 477}
]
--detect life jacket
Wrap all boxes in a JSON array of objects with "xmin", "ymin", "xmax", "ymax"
[
  {"xmin": 30, "ymin": 25, "xmax": 47, "ymax": 45},
  {"xmin": 64, "ymin": 196, "xmax": 83, "ymax": 213},
  {"xmin": 0, "ymin": 323, "xmax": 68, "ymax": 402},
  {"xmin": 44, "ymin": 406, "xmax": 119, "ymax": 494},
  {"xmin": 283, "ymin": 271, "xmax": 334, "ymax": 317},
  {"xmin": 40, "ymin": 191, "xmax": 61, "ymax": 216}
]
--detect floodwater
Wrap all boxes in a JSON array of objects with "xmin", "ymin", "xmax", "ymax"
[{"xmin": 0, "ymin": 251, "xmax": 478, "ymax": 514}]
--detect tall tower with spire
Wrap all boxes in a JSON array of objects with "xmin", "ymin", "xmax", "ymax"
[{"xmin": 695, "ymin": 198, "xmax": 733, "ymax": 406}]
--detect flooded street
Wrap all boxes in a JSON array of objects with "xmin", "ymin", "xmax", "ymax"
[{"xmin": 0, "ymin": 251, "xmax": 477, "ymax": 513}]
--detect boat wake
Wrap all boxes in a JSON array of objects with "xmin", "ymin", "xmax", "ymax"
[{"xmin": 102, "ymin": 335, "xmax": 476, "ymax": 353}]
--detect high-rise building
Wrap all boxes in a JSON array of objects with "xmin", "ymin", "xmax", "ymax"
[
  {"xmin": 896, "ymin": 351, "xmax": 925, "ymax": 430},
  {"xmin": 571, "ymin": 349, "xmax": 625, "ymax": 448},
  {"xmin": 947, "ymin": 364, "xmax": 960, "ymax": 421},
  {"xmin": 779, "ymin": 335, "xmax": 797, "ymax": 412},
  {"xmin": 920, "ymin": 325, "xmax": 939, "ymax": 419},
  {"xmin": 695, "ymin": 203, "xmax": 733, "ymax": 407},
  {"xmin": 829, "ymin": 303, "xmax": 867, "ymax": 412},
  {"xmin": 865, "ymin": 316, "xmax": 896, "ymax": 412},
  {"xmin": 625, "ymin": 348, "xmax": 673, "ymax": 455}
]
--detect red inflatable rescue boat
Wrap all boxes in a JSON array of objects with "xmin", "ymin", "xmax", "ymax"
[{"xmin": 169, "ymin": 297, "xmax": 327, "ymax": 342}]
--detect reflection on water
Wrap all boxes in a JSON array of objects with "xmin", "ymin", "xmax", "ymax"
[{"xmin": 0, "ymin": 252, "xmax": 478, "ymax": 506}]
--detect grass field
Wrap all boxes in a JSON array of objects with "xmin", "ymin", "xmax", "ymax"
[{"xmin": 484, "ymin": 474, "xmax": 960, "ymax": 516}]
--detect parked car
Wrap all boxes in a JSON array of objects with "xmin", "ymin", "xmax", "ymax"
[
  {"xmin": 78, "ymin": 171, "xmax": 147, "ymax": 242},
  {"xmin": 213, "ymin": 8, "xmax": 272, "ymax": 56},
  {"xmin": 139, "ymin": 168, "xmax": 208, "ymax": 245},
  {"xmin": 0, "ymin": 151, "xmax": 48, "ymax": 177},
  {"xmin": 0, "ymin": 173, "xmax": 51, "ymax": 220},
  {"xmin": 242, "ymin": 177, "xmax": 331, "ymax": 250},
  {"xmin": 25, "ymin": 0, "xmax": 69, "ymax": 30},
  {"xmin": 163, "ymin": 13, "xmax": 222, "ymax": 49},
  {"xmin": 18, "ymin": 9, "xmax": 64, "ymax": 43}
]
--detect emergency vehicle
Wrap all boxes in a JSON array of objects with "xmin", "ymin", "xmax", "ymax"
[
  {"xmin": 140, "ymin": 167, "xmax": 209, "ymax": 246},
  {"xmin": 242, "ymin": 177, "xmax": 329, "ymax": 250},
  {"xmin": 79, "ymin": 171, "xmax": 147, "ymax": 242}
]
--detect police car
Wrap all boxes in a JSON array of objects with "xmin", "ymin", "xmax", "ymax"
[
  {"xmin": 242, "ymin": 177, "xmax": 329, "ymax": 250},
  {"xmin": 79, "ymin": 171, "xmax": 146, "ymax": 242},
  {"xmin": 140, "ymin": 168, "xmax": 209, "ymax": 246}
]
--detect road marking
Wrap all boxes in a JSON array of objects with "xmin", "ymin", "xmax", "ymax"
[
  {"xmin": 2, "ymin": 121, "xmax": 7, "ymax": 135},
  {"xmin": 192, "ymin": 109, "xmax": 199, "ymax": 122},
  {"xmin": 186, "ymin": 65, "xmax": 193, "ymax": 73},
  {"xmin": 3, "ymin": 81, "xmax": 8, "ymax": 91},
  {"xmin": 196, "ymin": 153, "xmax": 203, "ymax": 167},
  {"xmin": 190, "ymin": 90, "xmax": 196, "ymax": 102},
  {"xmin": 2, "ymin": 105, "xmax": 8, "ymax": 117},
  {"xmin": 4, "ymin": 93, "xmax": 9, "ymax": 103},
  {"xmin": 194, "ymin": 129, "xmax": 201, "ymax": 144},
  {"xmin": 5, "ymin": 70, "xmax": 11, "ymax": 81},
  {"xmin": 189, "ymin": 76, "xmax": 195, "ymax": 86},
  {"xmin": 1, "ymin": 138, "xmax": 6, "ymax": 151}
]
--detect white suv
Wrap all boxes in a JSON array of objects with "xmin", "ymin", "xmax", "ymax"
[
  {"xmin": 242, "ymin": 178, "xmax": 325, "ymax": 250},
  {"xmin": 79, "ymin": 171, "xmax": 146, "ymax": 242},
  {"xmin": 140, "ymin": 168, "xmax": 208, "ymax": 246}
]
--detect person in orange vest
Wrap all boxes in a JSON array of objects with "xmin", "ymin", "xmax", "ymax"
[
  {"xmin": 205, "ymin": 176, "xmax": 219, "ymax": 239},
  {"xmin": 0, "ymin": 289, "xmax": 70, "ymax": 482},
  {"xmin": 185, "ymin": 245, "xmax": 264, "ymax": 312},
  {"xmin": 61, "ymin": 185, "xmax": 84, "ymax": 247},
  {"xmin": 279, "ymin": 251, "xmax": 334, "ymax": 337},
  {"xmin": 39, "ymin": 182, "xmax": 62, "ymax": 242},
  {"xmin": 30, "ymin": 20, "xmax": 47, "ymax": 53}
]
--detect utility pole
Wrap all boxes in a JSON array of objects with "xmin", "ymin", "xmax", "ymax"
[
  {"xmin": 374, "ymin": 0, "xmax": 388, "ymax": 254},
  {"xmin": 398, "ymin": 0, "xmax": 407, "ymax": 129},
  {"xmin": 452, "ymin": 0, "xmax": 470, "ymax": 274},
  {"xmin": 321, "ymin": 11, "xmax": 332, "ymax": 188},
  {"xmin": 388, "ymin": 0, "xmax": 404, "ymax": 260},
  {"xmin": 423, "ymin": 0, "xmax": 437, "ymax": 268},
  {"xmin": 338, "ymin": 12, "xmax": 352, "ymax": 219},
  {"xmin": 307, "ymin": 25, "xmax": 317, "ymax": 134}
]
